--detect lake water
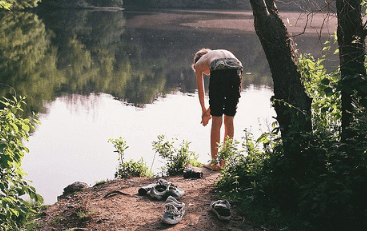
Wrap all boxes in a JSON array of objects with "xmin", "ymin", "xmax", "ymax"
[{"xmin": 1, "ymin": 9, "xmax": 337, "ymax": 204}]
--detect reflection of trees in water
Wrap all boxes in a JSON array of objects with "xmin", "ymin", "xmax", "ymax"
[
  {"xmin": 0, "ymin": 12, "xmax": 63, "ymax": 117},
  {"xmin": 0, "ymin": 10, "xmax": 276, "ymax": 118},
  {"xmin": 40, "ymin": 9, "xmax": 172, "ymax": 107}
]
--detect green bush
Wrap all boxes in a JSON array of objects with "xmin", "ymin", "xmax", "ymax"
[
  {"xmin": 109, "ymin": 137, "xmax": 153, "ymax": 179},
  {"xmin": 115, "ymin": 158, "xmax": 153, "ymax": 179},
  {"xmin": 2, "ymin": 0, "xmax": 41, "ymax": 10},
  {"xmin": 0, "ymin": 1, "xmax": 11, "ymax": 9},
  {"xmin": 0, "ymin": 96, "xmax": 43, "ymax": 231},
  {"xmin": 216, "ymin": 54, "xmax": 367, "ymax": 230},
  {"xmin": 21, "ymin": 200, "xmax": 48, "ymax": 231},
  {"xmin": 152, "ymin": 135, "xmax": 202, "ymax": 176}
]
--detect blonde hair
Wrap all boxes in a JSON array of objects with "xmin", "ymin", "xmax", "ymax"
[{"xmin": 191, "ymin": 48, "xmax": 211, "ymax": 70}]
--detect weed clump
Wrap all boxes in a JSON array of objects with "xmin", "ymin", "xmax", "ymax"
[{"xmin": 152, "ymin": 135, "xmax": 202, "ymax": 176}]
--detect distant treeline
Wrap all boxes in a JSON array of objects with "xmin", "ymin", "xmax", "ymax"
[
  {"xmin": 39, "ymin": 0, "xmax": 330, "ymax": 11},
  {"xmin": 123, "ymin": 0, "xmax": 332, "ymax": 11},
  {"xmin": 123, "ymin": 0, "xmax": 250, "ymax": 10},
  {"xmin": 39, "ymin": 0, "xmax": 123, "ymax": 8}
]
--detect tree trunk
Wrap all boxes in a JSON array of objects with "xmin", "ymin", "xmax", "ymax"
[
  {"xmin": 336, "ymin": 0, "xmax": 366, "ymax": 141},
  {"xmin": 249, "ymin": 0, "xmax": 312, "ymax": 139}
]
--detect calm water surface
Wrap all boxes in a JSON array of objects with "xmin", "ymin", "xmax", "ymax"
[{"xmin": 1, "ymin": 9, "xmax": 335, "ymax": 204}]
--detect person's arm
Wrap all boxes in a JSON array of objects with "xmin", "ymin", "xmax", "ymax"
[
  {"xmin": 196, "ymin": 70, "xmax": 207, "ymax": 115},
  {"xmin": 195, "ymin": 58, "xmax": 210, "ymax": 115}
]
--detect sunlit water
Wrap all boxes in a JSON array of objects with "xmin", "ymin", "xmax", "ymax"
[{"xmin": 22, "ymin": 86, "xmax": 275, "ymax": 204}]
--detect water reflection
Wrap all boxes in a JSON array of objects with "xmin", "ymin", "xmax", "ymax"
[
  {"xmin": 0, "ymin": 9, "xmax": 335, "ymax": 204},
  {"xmin": 0, "ymin": 9, "xmax": 273, "ymax": 115}
]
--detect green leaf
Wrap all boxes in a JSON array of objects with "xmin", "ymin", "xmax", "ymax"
[
  {"xmin": 21, "ymin": 124, "xmax": 30, "ymax": 132},
  {"xmin": 320, "ymin": 78, "xmax": 330, "ymax": 85},
  {"xmin": 8, "ymin": 208, "xmax": 19, "ymax": 217},
  {"xmin": 324, "ymin": 87, "xmax": 333, "ymax": 96}
]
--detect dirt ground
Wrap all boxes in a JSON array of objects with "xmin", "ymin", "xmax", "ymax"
[{"xmin": 38, "ymin": 167, "xmax": 261, "ymax": 231}]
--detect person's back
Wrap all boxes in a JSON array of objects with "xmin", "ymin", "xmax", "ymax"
[{"xmin": 194, "ymin": 49, "xmax": 239, "ymax": 72}]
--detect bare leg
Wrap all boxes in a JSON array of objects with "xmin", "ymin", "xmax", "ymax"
[
  {"xmin": 211, "ymin": 116, "xmax": 222, "ymax": 161},
  {"xmin": 220, "ymin": 115, "xmax": 235, "ymax": 166},
  {"xmin": 203, "ymin": 116, "xmax": 222, "ymax": 170},
  {"xmin": 223, "ymin": 115, "xmax": 234, "ymax": 142}
]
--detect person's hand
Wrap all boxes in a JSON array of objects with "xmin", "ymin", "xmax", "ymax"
[{"xmin": 201, "ymin": 108, "xmax": 211, "ymax": 126}]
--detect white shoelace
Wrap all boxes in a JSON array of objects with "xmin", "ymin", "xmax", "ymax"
[{"xmin": 164, "ymin": 203, "xmax": 185, "ymax": 218}]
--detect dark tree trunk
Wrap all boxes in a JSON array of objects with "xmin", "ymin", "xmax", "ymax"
[
  {"xmin": 249, "ymin": 0, "xmax": 312, "ymax": 140},
  {"xmin": 336, "ymin": 0, "xmax": 366, "ymax": 141}
]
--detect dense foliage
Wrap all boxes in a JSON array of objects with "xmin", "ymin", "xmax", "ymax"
[
  {"xmin": 0, "ymin": 1, "xmax": 11, "ymax": 9},
  {"xmin": 0, "ymin": 96, "xmax": 43, "ymax": 231},
  {"xmin": 216, "ymin": 51, "xmax": 367, "ymax": 230},
  {"xmin": 0, "ymin": 0, "xmax": 40, "ymax": 9}
]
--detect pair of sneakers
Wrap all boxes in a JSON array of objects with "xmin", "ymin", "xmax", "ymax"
[
  {"xmin": 162, "ymin": 197, "xmax": 231, "ymax": 224},
  {"xmin": 150, "ymin": 179, "xmax": 185, "ymax": 200},
  {"xmin": 162, "ymin": 196, "xmax": 186, "ymax": 224},
  {"xmin": 210, "ymin": 199, "xmax": 231, "ymax": 221}
]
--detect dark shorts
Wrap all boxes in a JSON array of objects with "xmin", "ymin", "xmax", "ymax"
[{"xmin": 209, "ymin": 69, "xmax": 242, "ymax": 117}]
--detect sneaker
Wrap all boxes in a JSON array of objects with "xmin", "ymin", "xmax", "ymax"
[
  {"xmin": 210, "ymin": 200, "xmax": 231, "ymax": 221},
  {"xmin": 162, "ymin": 201, "xmax": 186, "ymax": 224},
  {"xmin": 166, "ymin": 184, "xmax": 185, "ymax": 199},
  {"xmin": 183, "ymin": 167, "xmax": 203, "ymax": 179},
  {"xmin": 138, "ymin": 183, "xmax": 157, "ymax": 196},
  {"xmin": 150, "ymin": 179, "xmax": 171, "ymax": 200},
  {"xmin": 157, "ymin": 179, "xmax": 171, "ymax": 186},
  {"xmin": 165, "ymin": 195, "xmax": 180, "ymax": 204}
]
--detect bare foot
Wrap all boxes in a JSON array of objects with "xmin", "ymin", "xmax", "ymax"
[
  {"xmin": 203, "ymin": 162, "xmax": 221, "ymax": 171},
  {"xmin": 185, "ymin": 163, "xmax": 194, "ymax": 169}
]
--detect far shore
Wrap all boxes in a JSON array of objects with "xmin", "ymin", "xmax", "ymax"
[{"xmin": 124, "ymin": 9, "xmax": 337, "ymax": 36}]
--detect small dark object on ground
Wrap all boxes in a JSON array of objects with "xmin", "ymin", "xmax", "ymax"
[
  {"xmin": 183, "ymin": 168, "xmax": 203, "ymax": 179},
  {"xmin": 138, "ymin": 183, "xmax": 157, "ymax": 196}
]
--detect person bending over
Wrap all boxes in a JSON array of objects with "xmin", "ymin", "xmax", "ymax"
[{"xmin": 192, "ymin": 48, "xmax": 243, "ymax": 170}]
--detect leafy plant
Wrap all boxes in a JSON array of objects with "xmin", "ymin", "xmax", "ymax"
[
  {"xmin": 0, "ymin": 1, "xmax": 11, "ymax": 10},
  {"xmin": 115, "ymin": 158, "xmax": 153, "ymax": 178},
  {"xmin": 0, "ymin": 96, "xmax": 43, "ymax": 231},
  {"xmin": 152, "ymin": 135, "xmax": 202, "ymax": 176},
  {"xmin": 21, "ymin": 200, "xmax": 48, "ymax": 231},
  {"xmin": 109, "ymin": 137, "xmax": 153, "ymax": 178},
  {"xmin": 298, "ymin": 52, "xmax": 341, "ymax": 139}
]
